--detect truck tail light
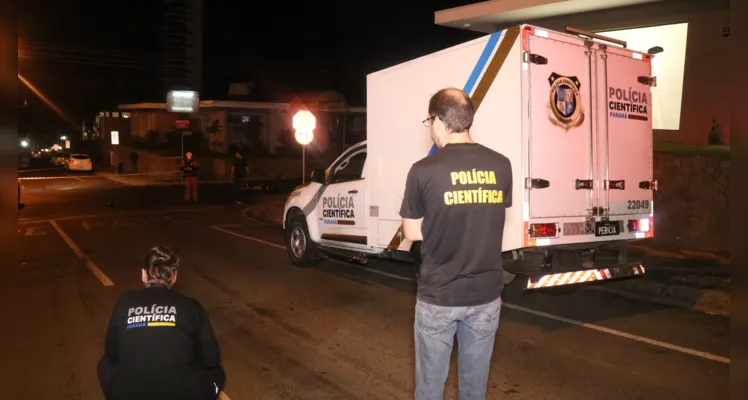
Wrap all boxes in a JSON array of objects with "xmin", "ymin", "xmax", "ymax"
[
  {"xmin": 529, "ymin": 223, "xmax": 558, "ymax": 239},
  {"xmin": 88, "ymin": 160, "xmax": 92, "ymax": 164},
  {"xmin": 628, "ymin": 218, "xmax": 650, "ymax": 232}
]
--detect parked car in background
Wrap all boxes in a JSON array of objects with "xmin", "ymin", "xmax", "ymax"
[
  {"xmin": 52, "ymin": 152, "xmax": 69, "ymax": 165},
  {"xmin": 65, "ymin": 153, "xmax": 93, "ymax": 173}
]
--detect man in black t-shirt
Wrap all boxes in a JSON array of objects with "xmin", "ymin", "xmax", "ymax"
[
  {"xmin": 400, "ymin": 88, "xmax": 513, "ymax": 400},
  {"xmin": 231, "ymin": 152, "xmax": 249, "ymax": 204}
]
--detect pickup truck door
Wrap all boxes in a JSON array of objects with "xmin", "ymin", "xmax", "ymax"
[{"xmin": 316, "ymin": 146, "xmax": 369, "ymax": 248}]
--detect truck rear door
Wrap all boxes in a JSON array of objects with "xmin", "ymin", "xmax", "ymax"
[
  {"xmin": 598, "ymin": 47, "xmax": 654, "ymax": 217},
  {"xmin": 526, "ymin": 30, "xmax": 594, "ymax": 219}
]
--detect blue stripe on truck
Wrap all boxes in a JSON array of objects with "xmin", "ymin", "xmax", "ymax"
[{"xmin": 427, "ymin": 30, "xmax": 504, "ymax": 157}]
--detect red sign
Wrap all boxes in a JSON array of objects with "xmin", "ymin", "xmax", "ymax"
[{"xmin": 175, "ymin": 120, "xmax": 191, "ymax": 129}]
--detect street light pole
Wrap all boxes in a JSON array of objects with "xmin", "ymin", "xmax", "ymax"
[
  {"xmin": 293, "ymin": 110, "xmax": 316, "ymax": 184},
  {"xmin": 302, "ymin": 145, "xmax": 306, "ymax": 183}
]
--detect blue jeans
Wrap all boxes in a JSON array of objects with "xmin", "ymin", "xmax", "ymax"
[{"xmin": 414, "ymin": 296, "xmax": 502, "ymax": 400}]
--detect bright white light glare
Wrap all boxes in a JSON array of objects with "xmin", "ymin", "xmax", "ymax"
[
  {"xmin": 598, "ymin": 23, "xmax": 688, "ymax": 131},
  {"xmin": 21, "ymin": 140, "xmax": 28, "ymax": 147},
  {"xmin": 293, "ymin": 110, "xmax": 316, "ymax": 146},
  {"xmin": 60, "ymin": 135, "xmax": 67, "ymax": 140},
  {"xmin": 171, "ymin": 91, "xmax": 197, "ymax": 99},
  {"xmin": 167, "ymin": 90, "xmax": 200, "ymax": 113},
  {"xmin": 638, "ymin": 218, "xmax": 650, "ymax": 232},
  {"xmin": 111, "ymin": 131, "xmax": 120, "ymax": 145},
  {"xmin": 295, "ymin": 131, "xmax": 314, "ymax": 145}
]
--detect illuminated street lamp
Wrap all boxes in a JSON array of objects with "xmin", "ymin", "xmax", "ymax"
[
  {"xmin": 60, "ymin": 135, "xmax": 67, "ymax": 140},
  {"xmin": 20, "ymin": 140, "xmax": 28, "ymax": 147},
  {"xmin": 292, "ymin": 110, "xmax": 316, "ymax": 183}
]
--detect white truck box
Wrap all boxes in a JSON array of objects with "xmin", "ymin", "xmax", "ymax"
[{"xmin": 283, "ymin": 24, "xmax": 657, "ymax": 289}]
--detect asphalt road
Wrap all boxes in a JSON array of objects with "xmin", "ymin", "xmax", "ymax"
[{"xmin": 11, "ymin": 183, "xmax": 729, "ymax": 399}]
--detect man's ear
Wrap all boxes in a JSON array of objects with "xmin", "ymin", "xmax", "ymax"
[{"xmin": 141, "ymin": 269, "xmax": 148, "ymax": 284}]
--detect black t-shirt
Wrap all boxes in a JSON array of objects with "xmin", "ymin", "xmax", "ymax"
[
  {"xmin": 100, "ymin": 285, "xmax": 224, "ymax": 399},
  {"xmin": 400, "ymin": 142, "xmax": 513, "ymax": 307},
  {"xmin": 233, "ymin": 158, "xmax": 247, "ymax": 178}
]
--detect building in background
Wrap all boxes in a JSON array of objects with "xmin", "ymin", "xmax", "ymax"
[
  {"xmin": 161, "ymin": 0, "xmax": 203, "ymax": 94},
  {"xmin": 116, "ymin": 98, "xmax": 366, "ymax": 156},
  {"xmin": 434, "ymin": 0, "xmax": 731, "ymax": 145}
]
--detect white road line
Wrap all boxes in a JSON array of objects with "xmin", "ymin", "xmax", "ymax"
[
  {"xmin": 211, "ymin": 227, "xmax": 731, "ymax": 365},
  {"xmin": 210, "ymin": 226, "xmax": 285, "ymax": 249},
  {"xmin": 18, "ymin": 167, "xmax": 64, "ymax": 173},
  {"xmin": 502, "ymin": 303, "xmax": 730, "ymax": 364},
  {"xmin": 17, "ymin": 206, "xmax": 218, "ymax": 225},
  {"xmin": 327, "ymin": 259, "xmax": 415, "ymax": 282},
  {"xmin": 49, "ymin": 220, "xmax": 114, "ymax": 286}
]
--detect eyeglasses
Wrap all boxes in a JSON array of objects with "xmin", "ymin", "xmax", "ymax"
[{"xmin": 422, "ymin": 116, "xmax": 436, "ymax": 127}]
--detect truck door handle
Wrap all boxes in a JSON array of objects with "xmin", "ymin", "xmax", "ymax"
[{"xmin": 348, "ymin": 190, "xmax": 358, "ymax": 194}]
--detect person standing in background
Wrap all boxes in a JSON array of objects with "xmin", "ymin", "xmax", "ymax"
[
  {"xmin": 231, "ymin": 151, "xmax": 249, "ymax": 204},
  {"xmin": 182, "ymin": 152, "xmax": 199, "ymax": 202}
]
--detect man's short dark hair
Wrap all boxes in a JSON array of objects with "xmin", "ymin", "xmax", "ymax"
[{"xmin": 428, "ymin": 88, "xmax": 475, "ymax": 133}]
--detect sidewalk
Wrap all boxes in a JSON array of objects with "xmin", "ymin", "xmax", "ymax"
[{"xmin": 242, "ymin": 195, "xmax": 729, "ymax": 317}]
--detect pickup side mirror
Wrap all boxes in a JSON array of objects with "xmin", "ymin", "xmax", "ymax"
[{"xmin": 310, "ymin": 169, "xmax": 326, "ymax": 184}]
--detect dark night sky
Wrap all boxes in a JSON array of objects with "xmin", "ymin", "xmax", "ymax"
[{"xmin": 18, "ymin": 0, "xmax": 483, "ymax": 137}]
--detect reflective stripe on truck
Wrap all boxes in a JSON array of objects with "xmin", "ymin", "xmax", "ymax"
[
  {"xmin": 387, "ymin": 26, "xmax": 522, "ymax": 251},
  {"xmin": 527, "ymin": 264, "xmax": 645, "ymax": 290}
]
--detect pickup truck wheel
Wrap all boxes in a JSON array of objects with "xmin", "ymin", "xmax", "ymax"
[{"xmin": 285, "ymin": 216, "xmax": 319, "ymax": 267}]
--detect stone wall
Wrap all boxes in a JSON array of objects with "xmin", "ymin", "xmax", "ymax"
[{"xmin": 653, "ymin": 152, "xmax": 729, "ymax": 253}]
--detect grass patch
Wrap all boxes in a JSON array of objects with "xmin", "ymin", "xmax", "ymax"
[{"xmin": 654, "ymin": 142, "xmax": 730, "ymax": 158}]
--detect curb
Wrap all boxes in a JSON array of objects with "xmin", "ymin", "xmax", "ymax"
[
  {"xmin": 103, "ymin": 176, "xmax": 233, "ymax": 187},
  {"xmin": 605, "ymin": 243, "xmax": 730, "ymax": 266},
  {"xmin": 242, "ymin": 205, "xmax": 283, "ymax": 226}
]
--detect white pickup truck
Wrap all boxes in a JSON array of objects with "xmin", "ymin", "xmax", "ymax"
[{"xmin": 283, "ymin": 25, "xmax": 659, "ymax": 290}]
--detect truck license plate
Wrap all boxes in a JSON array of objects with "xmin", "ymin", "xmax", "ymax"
[{"xmin": 595, "ymin": 220, "xmax": 620, "ymax": 237}]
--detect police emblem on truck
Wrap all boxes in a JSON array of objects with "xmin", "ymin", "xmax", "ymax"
[{"xmin": 547, "ymin": 72, "xmax": 585, "ymax": 132}]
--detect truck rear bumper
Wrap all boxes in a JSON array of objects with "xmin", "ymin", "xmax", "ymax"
[{"xmin": 526, "ymin": 263, "xmax": 645, "ymax": 290}]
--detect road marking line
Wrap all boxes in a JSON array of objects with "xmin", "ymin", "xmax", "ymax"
[
  {"xmin": 326, "ymin": 258, "xmax": 415, "ymax": 282},
  {"xmin": 17, "ymin": 207, "xmax": 218, "ymax": 225},
  {"xmin": 210, "ymin": 226, "xmax": 285, "ymax": 249},
  {"xmin": 356, "ymin": 266, "xmax": 414, "ymax": 282},
  {"xmin": 18, "ymin": 167, "xmax": 64, "ymax": 173},
  {"xmin": 49, "ymin": 220, "xmax": 114, "ymax": 286},
  {"xmin": 219, "ymin": 229, "xmax": 731, "ymax": 365},
  {"xmin": 502, "ymin": 303, "xmax": 730, "ymax": 364},
  {"xmin": 218, "ymin": 391, "xmax": 232, "ymax": 400}
]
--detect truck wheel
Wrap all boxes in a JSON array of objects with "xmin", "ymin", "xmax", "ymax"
[{"xmin": 285, "ymin": 216, "xmax": 320, "ymax": 267}]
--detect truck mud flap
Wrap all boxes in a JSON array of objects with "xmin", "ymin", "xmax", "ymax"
[{"xmin": 526, "ymin": 263, "xmax": 645, "ymax": 290}]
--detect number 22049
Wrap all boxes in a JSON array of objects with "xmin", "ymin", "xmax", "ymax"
[{"xmin": 627, "ymin": 200, "xmax": 650, "ymax": 210}]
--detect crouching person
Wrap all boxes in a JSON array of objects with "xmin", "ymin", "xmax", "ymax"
[{"xmin": 97, "ymin": 246, "xmax": 226, "ymax": 400}]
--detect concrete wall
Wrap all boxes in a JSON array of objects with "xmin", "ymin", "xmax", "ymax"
[
  {"xmin": 510, "ymin": 0, "xmax": 731, "ymax": 145},
  {"xmin": 652, "ymin": 152, "xmax": 729, "ymax": 253}
]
